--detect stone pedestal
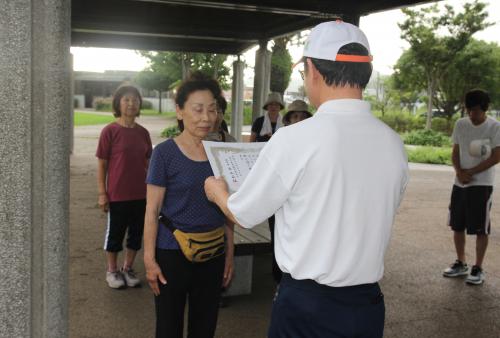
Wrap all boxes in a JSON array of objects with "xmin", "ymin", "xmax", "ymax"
[{"xmin": 0, "ymin": 1, "xmax": 71, "ymax": 336}]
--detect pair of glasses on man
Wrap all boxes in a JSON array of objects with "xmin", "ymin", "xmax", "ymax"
[{"xmin": 299, "ymin": 69, "xmax": 305, "ymax": 80}]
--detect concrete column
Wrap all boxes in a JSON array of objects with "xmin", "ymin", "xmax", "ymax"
[
  {"xmin": 263, "ymin": 48, "xmax": 272, "ymax": 102},
  {"xmin": 230, "ymin": 58, "xmax": 245, "ymax": 141},
  {"xmin": 251, "ymin": 40, "xmax": 270, "ymax": 122},
  {"xmin": 0, "ymin": 1, "xmax": 71, "ymax": 337},
  {"xmin": 70, "ymin": 54, "xmax": 74, "ymax": 154}
]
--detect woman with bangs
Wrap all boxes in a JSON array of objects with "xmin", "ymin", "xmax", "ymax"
[
  {"xmin": 143, "ymin": 72, "xmax": 234, "ymax": 338},
  {"xmin": 96, "ymin": 85, "xmax": 152, "ymax": 290}
]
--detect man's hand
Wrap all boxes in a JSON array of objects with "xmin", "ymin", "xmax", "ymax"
[
  {"xmin": 204, "ymin": 176, "xmax": 229, "ymax": 203},
  {"xmin": 456, "ymin": 169, "xmax": 472, "ymax": 184}
]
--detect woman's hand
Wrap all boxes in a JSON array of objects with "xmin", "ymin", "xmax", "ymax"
[
  {"xmin": 145, "ymin": 259, "xmax": 167, "ymax": 296},
  {"xmin": 222, "ymin": 250, "xmax": 234, "ymax": 288},
  {"xmin": 98, "ymin": 193, "xmax": 109, "ymax": 213}
]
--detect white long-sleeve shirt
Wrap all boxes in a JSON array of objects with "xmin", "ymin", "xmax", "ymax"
[{"xmin": 228, "ymin": 99, "xmax": 409, "ymax": 287}]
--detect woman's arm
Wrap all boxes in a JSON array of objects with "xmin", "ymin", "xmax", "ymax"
[
  {"xmin": 97, "ymin": 159, "xmax": 109, "ymax": 212},
  {"xmin": 144, "ymin": 184, "xmax": 167, "ymax": 296}
]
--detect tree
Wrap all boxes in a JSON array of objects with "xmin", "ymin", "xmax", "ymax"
[
  {"xmin": 393, "ymin": 39, "xmax": 500, "ymax": 118},
  {"xmin": 270, "ymin": 37, "xmax": 293, "ymax": 96},
  {"xmin": 440, "ymin": 39, "xmax": 500, "ymax": 115},
  {"xmin": 398, "ymin": 0, "xmax": 490, "ymax": 129},
  {"xmin": 135, "ymin": 70, "xmax": 174, "ymax": 113},
  {"xmin": 137, "ymin": 51, "xmax": 231, "ymax": 90}
]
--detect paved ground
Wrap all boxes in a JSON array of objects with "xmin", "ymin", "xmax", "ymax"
[{"xmin": 70, "ymin": 114, "xmax": 500, "ymax": 338}]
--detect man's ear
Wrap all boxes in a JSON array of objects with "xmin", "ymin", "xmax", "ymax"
[{"xmin": 306, "ymin": 58, "xmax": 320, "ymax": 82}]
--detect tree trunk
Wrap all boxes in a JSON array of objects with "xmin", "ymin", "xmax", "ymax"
[
  {"xmin": 158, "ymin": 90, "xmax": 162, "ymax": 114},
  {"xmin": 182, "ymin": 53, "xmax": 191, "ymax": 80},
  {"xmin": 425, "ymin": 77, "xmax": 435, "ymax": 130}
]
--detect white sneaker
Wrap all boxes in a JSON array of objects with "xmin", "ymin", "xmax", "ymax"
[
  {"xmin": 106, "ymin": 271, "xmax": 125, "ymax": 289},
  {"xmin": 466, "ymin": 265, "xmax": 485, "ymax": 285},
  {"xmin": 121, "ymin": 267, "xmax": 141, "ymax": 287}
]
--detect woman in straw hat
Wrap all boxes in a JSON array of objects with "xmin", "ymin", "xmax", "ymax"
[{"xmin": 283, "ymin": 99, "xmax": 312, "ymax": 126}]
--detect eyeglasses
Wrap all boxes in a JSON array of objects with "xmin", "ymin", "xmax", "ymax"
[{"xmin": 299, "ymin": 69, "xmax": 305, "ymax": 80}]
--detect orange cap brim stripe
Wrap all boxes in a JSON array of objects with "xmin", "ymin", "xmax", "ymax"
[{"xmin": 335, "ymin": 54, "xmax": 373, "ymax": 62}]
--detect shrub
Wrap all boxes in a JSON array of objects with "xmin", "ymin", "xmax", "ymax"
[
  {"xmin": 141, "ymin": 100, "xmax": 153, "ymax": 110},
  {"xmin": 403, "ymin": 129, "xmax": 451, "ymax": 147},
  {"xmin": 161, "ymin": 125, "xmax": 181, "ymax": 138},
  {"xmin": 93, "ymin": 97, "xmax": 112, "ymax": 112},
  {"xmin": 406, "ymin": 146, "xmax": 452, "ymax": 165},
  {"xmin": 378, "ymin": 113, "xmax": 425, "ymax": 133},
  {"xmin": 431, "ymin": 116, "xmax": 458, "ymax": 136},
  {"xmin": 223, "ymin": 103, "xmax": 253, "ymax": 126}
]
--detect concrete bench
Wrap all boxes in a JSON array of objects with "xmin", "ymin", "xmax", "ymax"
[{"xmin": 224, "ymin": 221, "xmax": 272, "ymax": 296}]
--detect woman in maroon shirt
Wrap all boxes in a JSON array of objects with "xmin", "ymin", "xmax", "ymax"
[{"xmin": 96, "ymin": 85, "xmax": 152, "ymax": 289}]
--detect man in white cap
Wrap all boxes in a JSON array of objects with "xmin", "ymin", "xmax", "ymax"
[{"xmin": 205, "ymin": 20, "xmax": 408, "ymax": 337}]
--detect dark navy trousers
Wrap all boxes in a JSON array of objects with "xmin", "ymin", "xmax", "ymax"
[{"xmin": 268, "ymin": 273, "xmax": 385, "ymax": 338}]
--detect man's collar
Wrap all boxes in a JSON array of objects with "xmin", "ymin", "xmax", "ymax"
[{"xmin": 315, "ymin": 99, "xmax": 371, "ymax": 115}]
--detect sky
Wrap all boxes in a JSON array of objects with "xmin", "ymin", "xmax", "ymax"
[{"xmin": 71, "ymin": 0, "xmax": 500, "ymax": 87}]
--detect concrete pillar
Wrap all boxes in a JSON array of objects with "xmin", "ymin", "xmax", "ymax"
[
  {"xmin": 251, "ymin": 40, "xmax": 271, "ymax": 122},
  {"xmin": 0, "ymin": 1, "xmax": 71, "ymax": 337},
  {"xmin": 230, "ymin": 57, "xmax": 245, "ymax": 141},
  {"xmin": 70, "ymin": 54, "xmax": 74, "ymax": 154}
]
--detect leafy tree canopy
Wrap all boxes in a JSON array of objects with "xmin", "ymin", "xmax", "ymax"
[
  {"xmin": 137, "ymin": 51, "xmax": 231, "ymax": 90},
  {"xmin": 395, "ymin": 0, "xmax": 491, "ymax": 126},
  {"xmin": 270, "ymin": 37, "xmax": 293, "ymax": 96}
]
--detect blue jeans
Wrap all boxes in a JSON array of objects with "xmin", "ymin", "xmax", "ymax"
[{"xmin": 268, "ymin": 274, "xmax": 385, "ymax": 338}]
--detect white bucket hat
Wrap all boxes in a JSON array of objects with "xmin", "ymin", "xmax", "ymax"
[
  {"xmin": 298, "ymin": 20, "xmax": 372, "ymax": 64},
  {"xmin": 262, "ymin": 92, "xmax": 285, "ymax": 110}
]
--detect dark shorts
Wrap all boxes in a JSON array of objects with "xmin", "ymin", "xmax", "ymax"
[
  {"xmin": 104, "ymin": 199, "xmax": 146, "ymax": 252},
  {"xmin": 448, "ymin": 185, "xmax": 493, "ymax": 235}
]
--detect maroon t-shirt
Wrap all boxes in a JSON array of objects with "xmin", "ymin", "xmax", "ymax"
[{"xmin": 96, "ymin": 122, "xmax": 152, "ymax": 202}]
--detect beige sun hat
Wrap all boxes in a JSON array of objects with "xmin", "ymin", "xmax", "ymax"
[
  {"xmin": 287, "ymin": 99, "xmax": 310, "ymax": 113},
  {"xmin": 262, "ymin": 92, "xmax": 285, "ymax": 110}
]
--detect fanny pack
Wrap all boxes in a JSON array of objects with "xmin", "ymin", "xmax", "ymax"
[{"xmin": 158, "ymin": 213, "xmax": 225, "ymax": 263}]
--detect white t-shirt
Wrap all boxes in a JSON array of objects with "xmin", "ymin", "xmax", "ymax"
[
  {"xmin": 228, "ymin": 99, "xmax": 409, "ymax": 287},
  {"xmin": 452, "ymin": 116, "xmax": 500, "ymax": 187}
]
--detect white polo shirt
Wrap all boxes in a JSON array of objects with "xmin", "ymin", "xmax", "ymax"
[{"xmin": 228, "ymin": 99, "xmax": 409, "ymax": 287}]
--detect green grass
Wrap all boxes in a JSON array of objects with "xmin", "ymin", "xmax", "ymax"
[
  {"xmin": 406, "ymin": 145, "xmax": 452, "ymax": 165},
  {"xmin": 74, "ymin": 112, "xmax": 115, "ymax": 126},
  {"xmin": 74, "ymin": 110, "xmax": 176, "ymax": 126},
  {"xmin": 140, "ymin": 109, "xmax": 176, "ymax": 118}
]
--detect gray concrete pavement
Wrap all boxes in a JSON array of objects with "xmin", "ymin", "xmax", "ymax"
[{"xmin": 70, "ymin": 116, "xmax": 500, "ymax": 338}]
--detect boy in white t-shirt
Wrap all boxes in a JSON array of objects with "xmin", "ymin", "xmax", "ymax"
[{"xmin": 443, "ymin": 89, "xmax": 500, "ymax": 285}]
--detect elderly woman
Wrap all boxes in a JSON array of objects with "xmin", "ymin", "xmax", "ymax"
[
  {"xmin": 205, "ymin": 95, "xmax": 236, "ymax": 142},
  {"xmin": 96, "ymin": 85, "xmax": 152, "ymax": 290},
  {"xmin": 144, "ymin": 72, "xmax": 234, "ymax": 338},
  {"xmin": 283, "ymin": 99, "xmax": 312, "ymax": 126},
  {"xmin": 249, "ymin": 92, "xmax": 284, "ymax": 142}
]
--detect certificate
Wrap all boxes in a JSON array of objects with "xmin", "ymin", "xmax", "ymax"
[{"xmin": 202, "ymin": 141, "xmax": 266, "ymax": 193}]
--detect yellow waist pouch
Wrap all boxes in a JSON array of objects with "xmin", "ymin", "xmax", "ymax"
[{"xmin": 159, "ymin": 214, "xmax": 225, "ymax": 263}]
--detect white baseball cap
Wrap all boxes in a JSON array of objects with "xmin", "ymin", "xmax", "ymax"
[{"xmin": 299, "ymin": 20, "xmax": 372, "ymax": 64}]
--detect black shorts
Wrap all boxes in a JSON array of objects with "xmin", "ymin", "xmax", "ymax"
[
  {"xmin": 104, "ymin": 199, "xmax": 146, "ymax": 252},
  {"xmin": 448, "ymin": 185, "xmax": 493, "ymax": 235}
]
